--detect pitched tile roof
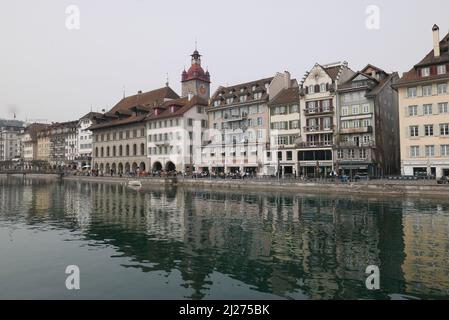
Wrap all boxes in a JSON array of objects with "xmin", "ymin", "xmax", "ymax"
[
  {"xmin": 397, "ymin": 31, "xmax": 449, "ymax": 86},
  {"xmin": 109, "ymin": 86, "xmax": 180, "ymax": 114},
  {"xmin": 89, "ymin": 114, "xmax": 148, "ymax": 131},
  {"xmin": 269, "ymin": 86, "xmax": 300, "ymax": 106},
  {"xmin": 79, "ymin": 112, "xmax": 103, "ymax": 121},
  {"xmin": 146, "ymin": 96, "xmax": 209, "ymax": 121},
  {"xmin": 210, "ymin": 77, "xmax": 274, "ymax": 108}
]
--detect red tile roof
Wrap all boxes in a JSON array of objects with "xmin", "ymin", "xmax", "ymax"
[
  {"xmin": 397, "ymin": 31, "xmax": 449, "ymax": 86},
  {"xmin": 146, "ymin": 96, "xmax": 209, "ymax": 121},
  {"xmin": 109, "ymin": 86, "xmax": 180, "ymax": 114},
  {"xmin": 269, "ymin": 86, "xmax": 300, "ymax": 105}
]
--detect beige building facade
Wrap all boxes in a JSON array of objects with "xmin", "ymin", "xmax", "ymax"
[{"xmin": 396, "ymin": 25, "xmax": 449, "ymax": 178}]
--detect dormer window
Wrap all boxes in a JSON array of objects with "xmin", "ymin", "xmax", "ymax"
[
  {"xmin": 254, "ymin": 92, "xmax": 262, "ymax": 100},
  {"xmin": 213, "ymin": 100, "xmax": 221, "ymax": 107},
  {"xmin": 421, "ymin": 67, "xmax": 430, "ymax": 77},
  {"xmin": 438, "ymin": 65, "xmax": 447, "ymax": 75},
  {"xmin": 239, "ymin": 95, "xmax": 247, "ymax": 103},
  {"xmin": 170, "ymin": 106, "xmax": 176, "ymax": 113},
  {"xmin": 226, "ymin": 97, "xmax": 234, "ymax": 104},
  {"xmin": 252, "ymin": 85, "xmax": 257, "ymax": 91}
]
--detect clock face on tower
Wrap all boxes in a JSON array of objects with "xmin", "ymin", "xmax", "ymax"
[{"xmin": 199, "ymin": 85, "xmax": 207, "ymax": 96}]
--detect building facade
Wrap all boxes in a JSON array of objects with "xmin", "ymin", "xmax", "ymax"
[
  {"xmin": 202, "ymin": 78, "xmax": 272, "ymax": 174},
  {"xmin": 76, "ymin": 112, "xmax": 102, "ymax": 169},
  {"xmin": 298, "ymin": 62, "xmax": 354, "ymax": 177},
  {"xmin": 0, "ymin": 124, "xmax": 23, "ymax": 162},
  {"xmin": 396, "ymin": 25, "xmax": 449, "ymax": 178},
  {"xmin": 146, "ymin": 96, "xmax": 209, "ymax": 173},
  {"xmin": 48, "ymin": 121, "xmax": 78, "ymax": 169},
  {"xmin": 336, "ymin": 65, "xmax": 400, "ymax": 177},
  {"xmin": 21, "ymin": 123, "xmax": 48, "ymax": 169},
  {"xmin": 91, "ymin": 86, "xmax": 180, "ymax": 175},
  {"xmin": 265, "ymin": 75, "xmax": 300, "ymax": 176},
  {"xmin": 36, "ymin": 127, "xmax": 51, "ymax": 163}
]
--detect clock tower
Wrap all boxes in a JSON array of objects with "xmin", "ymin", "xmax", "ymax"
[{"xmin": 181, "ymin": 49, "xmax": 211, "ymax": 100}]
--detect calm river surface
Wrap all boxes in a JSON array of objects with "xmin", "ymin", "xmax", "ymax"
[{"xmin": 1, "ymin": 177, "xmax": 449, "ymax": 300}]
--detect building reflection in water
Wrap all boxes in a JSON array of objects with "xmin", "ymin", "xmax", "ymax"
[{"xmin": 1, "ymin": 177, "xmax": 448, "ymax": 299}]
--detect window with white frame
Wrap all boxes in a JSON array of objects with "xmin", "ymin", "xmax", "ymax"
[
  {"xmin": 422, "ymin": 67, "xmax": 430, "ymax": 77},
  {"xmin": 363, "ymin": 119, "xmax": 372, "ymax": 127},
  {"xmin": 441, "ymin": 145, "xmax": 449, "ymax": 156},
  {"xmin": 320, "ymin": 83, "xmax": 326, "ymax": 92},
  {"xmin": 309, "ymin": 85, "xmax": 315, "ymax": 94},
  {"xmin": 423, "ymin": 85, "xmax": 432, "ymax": 96},
  {"xmin": 423, "ymin": 104, "xmax": 433, "ymax": 115},
  {"xmin": 360, "ymin": 149, "xmax": 367, "ymax": 159},
  {"xmin": 437, "ymin": 65, "xmax": 447, "ymax": 75},
  {"xmin": 425, "ymin": 145, "xmax": 435, "ymax": 157},
  {"xmin": 290, "ymin": 104, "xmax": 299, "ymax": 113},
  {"xmin": 342, "ymin": 106, "xmax": 349, "ymax": 116},
  {"xmin": 409, "ymin": 105, "xmax": 418, "ymax": 116},
  {"xmin": 439, "ymin": 103, "xmax": 448, "ymax": 114},
  {"xmin": 362, "ymin": 104, "xmax": 370, "ymax": 113},
  {"xmin": 407, "ymin": 87, "xmax": 417, "ymax": 98},
  {"xmin": 337, "ymin": 149, "xmax": 344, "ymax": 159},
  {"xmin": 410, "ymin": 146, "xmax": 420, "ymax": 157},
  {"xmin": 410, "ymin": 126, "xmax": 419, "ymax": 137},
  {"xmin": 363, "ymin": 135, "xmax": 371, "ymax": 143},
  {"xmin": 352, "ymin": 105, "xmax": 360, "ymax": 115},
  {"xmin": 438, "ymin": 83, "xmax": 448, "ymax": 95},
  {"xmin": 425, "ymin": 124, "xmax": 434, "ymax": 136},
  {"xmin": 348, "ymin": 149, "xmax": 355, "ymax": 158},
  {"xmin": 441, "ymin": 124, "xmax": 449, "ymax": 136}
]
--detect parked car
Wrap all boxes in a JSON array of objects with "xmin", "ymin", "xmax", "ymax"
[{"xmin": 437, "ymin": 176, "xmax": 449, "ymax": 185}]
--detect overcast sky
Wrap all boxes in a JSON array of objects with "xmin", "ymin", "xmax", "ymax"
[{"xmin": 1, "ymin": 0, "xmax": 448, "ymax": 122}]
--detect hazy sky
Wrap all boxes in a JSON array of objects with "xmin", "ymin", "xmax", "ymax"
[{"xmin": 1, "ymin": 0, "xmax": 449, "ymax": 122}]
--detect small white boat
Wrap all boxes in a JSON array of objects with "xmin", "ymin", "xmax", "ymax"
[{"xmin": 128, "ymin": 180, "xmax": 142, "ymax": 188}]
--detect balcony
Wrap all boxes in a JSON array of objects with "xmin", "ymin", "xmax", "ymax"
[
  {"xmin": 303, "ymin": 125, "xmax": 334, "ymax": 133},
  {"xmin": 297, "ymin": 141, "xmax": 333, "ymax": 148},
  {"xmin": 338, "ymin": 141, "xmax": 375, "ymax": 148},
  {"xmin": 339, "ymin": 126, "xmax": 373, "ymax": 135},
  {"xmin": 304, "ymin": 106, "xmax": 334, "ymax": 116},
  {"xmin": 223, "ymin": 113, "xmax": 248, "ymax": 122}
]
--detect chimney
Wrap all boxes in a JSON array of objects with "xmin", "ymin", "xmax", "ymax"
[
  {"xmin": 284, "ymin": 71, "xmax": 291, "ymax": 89},
  {"xmin": 433, "ymin": 24, "xmax": 441, "ymax": 58}
]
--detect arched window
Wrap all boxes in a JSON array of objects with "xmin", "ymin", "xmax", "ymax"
[
  {"xmin": 106, "ymin": 146, "xmax": 110, "ymax": 157},
  {"xmin": 126, "ymin": 145, "xmax": 130, "ymax": 156},
  {"xmin": 113, "ymin": 146, "xmax": 116, "ymax": 157},
  {"xmin": 133, "ymin": 144, "xmax": 137, "ymax": 156},
  {"xmin": 140, "ymin": 143, "xmax": 145, "ymax": 155},
  {"xmin": 119, "ymin": 145, "xmax": 123, "ymax": 156},
  {"xmin": 95, "ymin": 147, "xmax": 99, "ymax": 157},
  {"xmin": 101, "ymin": 147, "xmax": 104, "ymax": 158}
]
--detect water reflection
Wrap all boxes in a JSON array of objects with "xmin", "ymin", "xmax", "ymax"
[{"xmin": 1, "ymin": 177, "xmax": 449, "ymax": 299}]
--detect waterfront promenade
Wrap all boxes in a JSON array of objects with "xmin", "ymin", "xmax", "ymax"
[{"xmin": 2, "ymin": 172, "xmax": 447, "ymax": 198}]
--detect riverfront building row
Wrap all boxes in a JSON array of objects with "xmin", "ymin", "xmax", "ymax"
[
  {"xmin": 5, "ymin": 25, "xmax": 449, "ymax": 179},
  {"xmin": 88, "ymin": 48, "xmax": 400, "ymax": 177}
]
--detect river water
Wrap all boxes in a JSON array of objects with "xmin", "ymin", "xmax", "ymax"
[{"xmin": 0, "ymin": 177, "xmax": 448, "ymax": 300}]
